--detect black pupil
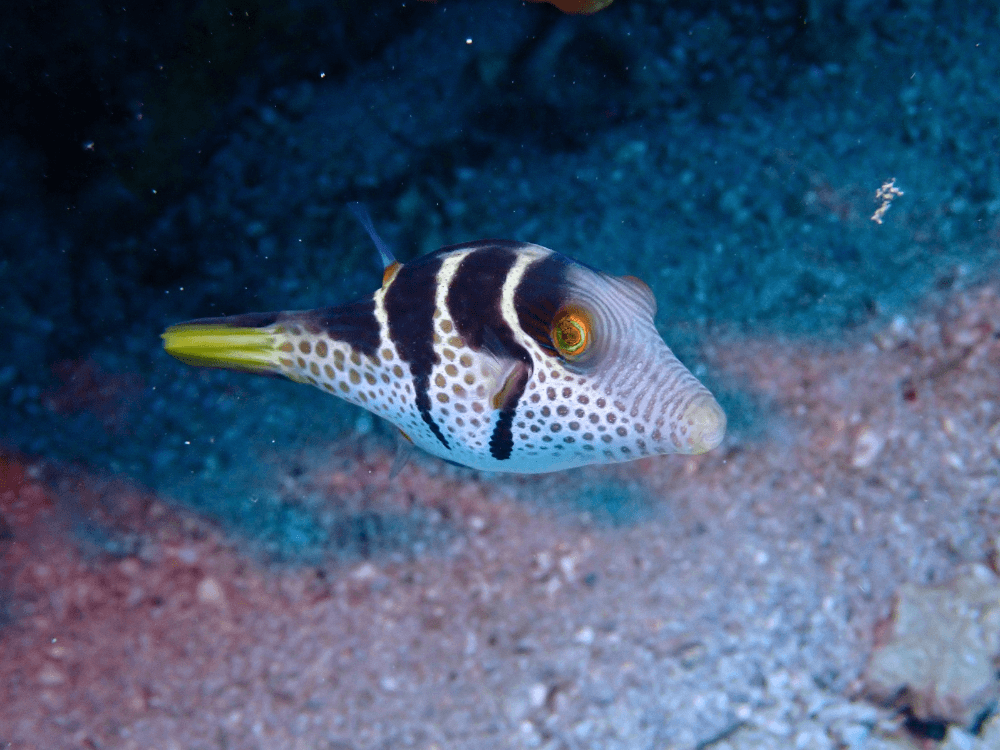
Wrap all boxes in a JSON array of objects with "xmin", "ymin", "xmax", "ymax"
[{"xmin": 559, "ymin": 319, "xmax": 582, "ymax": 350}]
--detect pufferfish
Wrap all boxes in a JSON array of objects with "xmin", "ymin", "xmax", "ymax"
[{"xmin": 162, "ymin": 212, "xmax": 725, "ymax": 473}]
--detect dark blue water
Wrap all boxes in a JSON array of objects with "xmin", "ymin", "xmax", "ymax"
[{"xmin": 1, "ymin": 0, "xmax": 997, "ymax": 556}]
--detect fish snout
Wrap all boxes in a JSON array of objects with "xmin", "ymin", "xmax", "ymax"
[{"xmin": 678, "ymin": 394, "xmax": 727, "ymax": 454}]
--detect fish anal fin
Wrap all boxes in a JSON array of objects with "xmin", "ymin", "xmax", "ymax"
[{"xmin": 389, "ymin": 429, "xmax": 415, "ymax": 479}]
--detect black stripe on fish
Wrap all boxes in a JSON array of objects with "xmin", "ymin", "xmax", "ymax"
[
  {"xmin": 513, "ymin": 252, "xmax": 569, "ymax": 354},
  {"xmin": 384, "ymin": 254, "xmax": 450, "ymax": 451},
  {"xmin": 448, "ymin": 243, "xmax": 525, "ymax": 350},
  {"xmin": 447, "ymin": 243, "xmax": 535, "ymax": 461},
  {"xmin": 488, "ymin": 361, "xmax": 530, "ymax": 460},
  {"xmin": 301, "ymin": 298, "xmax": 380, "ymax": 358}
]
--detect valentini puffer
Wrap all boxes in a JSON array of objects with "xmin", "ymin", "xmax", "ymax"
[{"xmin": 162, "ymin": 219, "xmax": 726, "ymax": 474}]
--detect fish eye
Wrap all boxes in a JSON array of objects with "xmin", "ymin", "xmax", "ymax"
[{"xmin": 551, "ymin": 305, "xmax": 593, "ymax": 359}]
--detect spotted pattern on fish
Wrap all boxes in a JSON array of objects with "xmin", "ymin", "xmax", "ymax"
[{"xmin": 162, "ymin": 236, "xmax": 726, "ymax": 473}]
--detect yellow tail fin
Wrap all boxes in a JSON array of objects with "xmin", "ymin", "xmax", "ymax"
[{"xmin": 162, "ymin": 323, "xmax": 278, "ymax": 373}]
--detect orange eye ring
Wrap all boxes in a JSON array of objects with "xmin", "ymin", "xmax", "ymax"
[{"xmin": 551, "ymin": 306, "xmax": 593, "ymax": 359}]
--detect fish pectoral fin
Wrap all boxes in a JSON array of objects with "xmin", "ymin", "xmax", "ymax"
[
  {"xmin": 473, "ymin": 326, "xmax": 533, "ymax": 411},
  {"xmin": 488, "ymin": 359, "xmax": 531, "ymax": 412}
]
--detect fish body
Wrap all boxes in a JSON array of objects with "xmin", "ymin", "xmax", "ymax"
[{"xmin": 163, "ymin": 238, "xmax": 725, "ymax": 473}]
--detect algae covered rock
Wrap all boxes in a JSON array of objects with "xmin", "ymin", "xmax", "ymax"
[{"xmin": 864, "ymin": 564, "xmax": 1000, "ymax": 729}]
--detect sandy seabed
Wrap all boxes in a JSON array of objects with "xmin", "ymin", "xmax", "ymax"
[{"xmin": 2, "ymin": 281, "xmax": 999, "ymax": 750}]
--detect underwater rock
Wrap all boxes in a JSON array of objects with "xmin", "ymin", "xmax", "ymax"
[{"xmin": 864, "ymin": 565, "xmax": 1000, "ymax": 729}]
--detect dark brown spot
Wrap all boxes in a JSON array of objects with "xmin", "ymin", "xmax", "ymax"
[{"xmin": 300, "ymin": 298, "xmax": 381, "ymax": 358}]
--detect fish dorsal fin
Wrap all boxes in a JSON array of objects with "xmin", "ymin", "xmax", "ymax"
[{"xmin": 347, "ymin": 202, "xmax": 397, "ymax": 271}]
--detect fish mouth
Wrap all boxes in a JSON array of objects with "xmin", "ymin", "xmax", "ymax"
[{"xmin": 680, "ymin": 396, "xmax": 727, "ymax": 454}]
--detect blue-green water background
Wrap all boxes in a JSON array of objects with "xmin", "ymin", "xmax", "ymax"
[{"xmin": 1, "ymin": 0, "xmax": 997, "ymax": 558}]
